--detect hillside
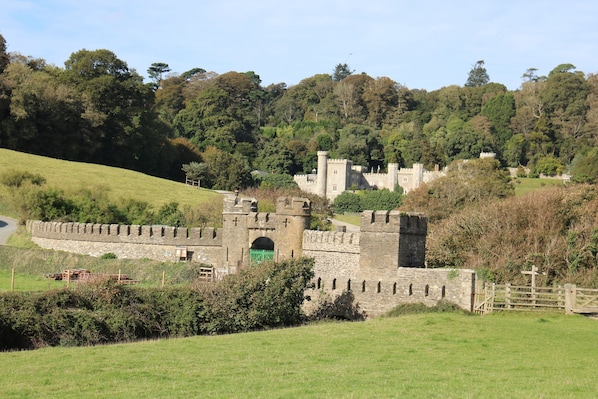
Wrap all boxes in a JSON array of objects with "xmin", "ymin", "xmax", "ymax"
[
  {"xmin": 0, "ymin": 149, "xmax": 221, "ymax": 214},
  {"xmin": 426, "ymin": 184, "xmax": 598, "ymax": 287}
]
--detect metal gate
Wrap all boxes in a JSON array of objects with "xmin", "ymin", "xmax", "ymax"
[{"xmin": 250, "ymin": 249, "xmax": 274, "ymax": 265}]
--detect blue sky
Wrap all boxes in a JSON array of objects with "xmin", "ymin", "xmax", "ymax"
[{"xmin": 2, "ymin": 0, "xmax": 597, "ymax": 91}]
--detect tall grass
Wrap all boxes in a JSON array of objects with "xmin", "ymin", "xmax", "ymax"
[{"xmin": 1, "ymin": 312, "xmax": 596, "ymax": 398}]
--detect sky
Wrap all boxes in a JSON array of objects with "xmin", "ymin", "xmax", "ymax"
[{"xmin": 2, "ymin": 0, "xmax": 598, "ymax": 91}]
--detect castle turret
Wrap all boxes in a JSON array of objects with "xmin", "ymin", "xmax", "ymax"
[
  {"xmin": 274, "ymin": 197, "xmax": 311, "ymax": 259},
  {"xmin": 316, "ymin": 151, "xmax": 328, "ymax": 198},
  {"xmin": 387, "ymin": 163, "xmax": 399, "ymax": 191},
  {"xmin": 359, "ymin": 210, "xmax": 427, "ymax": 280},
  {"xmin": 222, "ymin": 195, "xmax": 257, "ymax": 272}
]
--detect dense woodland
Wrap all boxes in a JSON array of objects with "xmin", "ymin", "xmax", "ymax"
[{"xmin": 1, "ymin": 34, "xmax": 598, "ymax": 189}]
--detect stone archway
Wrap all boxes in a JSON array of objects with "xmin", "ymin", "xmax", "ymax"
[{"xmin": 250, "ymin": 237, "xmax": 274, "ymax": 265}]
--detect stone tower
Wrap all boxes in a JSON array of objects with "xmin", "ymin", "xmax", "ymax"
[
  {"xmin": 359, "ymin": 210, "xmax": 427, "ymax": 280},
  {"xmin": 221, "ymin": 195, "xmax": 257, "ymax": 273},
  {"xmin": 274, "ymin": 197, "xmax": 312, "ymax": 260},
  {"xmin": 316, "ymin": 151, "xmax": 328, "ymax": 197},
  {"xmin": 387, "ymin": 163, "xmax": 399, "ymax": 191}
]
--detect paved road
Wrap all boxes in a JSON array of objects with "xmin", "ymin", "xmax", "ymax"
[{"xmin": 0, "ymin": 215, "xmax": 18, "ymax": 245}]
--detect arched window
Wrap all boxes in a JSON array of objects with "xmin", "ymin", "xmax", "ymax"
[
  {"xmin": 393, "ymin": 282, "xmax": 397, "ymax": 295},
  {"xmin": 377, "ymin": 281, "xmax": 381, "ymax": 293},
  {"xmin": 317, "ymin": 277, "xmax": 321, "ymax": 290},
  {"xmin": 409, "ymin": 283, "xmax": 413, "ymax": 296},
  {"xmin": 347, "ymin": 279, "xmax": 351, "ymax": 291},
  {"xmin": 425, "ymin": 284, "xmax": 430, "ymax": 297},
  {"xmin": 441, "ymin": 285, "xmax": 446, "ymax": 298},
  {"xmin": 362, "ymin": 280, "xmax": 366, "ymax": 292},
  {"xmin": 332, "ymin": 278, "xmax": 337, "ymax": 290}
]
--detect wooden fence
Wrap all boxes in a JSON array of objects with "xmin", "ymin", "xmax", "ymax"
[
  {"xmin": 564, "ymin": 284, "xmax": 598, "ymax": 315},
  {"xmin": 475, "ymin": 283, "xmax": 598, "ymax": 315},
  {"xmin": 474, "ymin": 283, "xmax": 565, "ymax": 314}
]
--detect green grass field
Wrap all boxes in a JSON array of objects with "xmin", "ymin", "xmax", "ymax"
[
  {"xmin": 512, "ymin": 177, "xmax": 566, "ymax": 196},
  {"xmin": 0, "ymin": 149, "xmax": 221, "ymax": 215},
  {"xmin": 1, "ymin": 312, "xmax": 596, "ymax": 398}
]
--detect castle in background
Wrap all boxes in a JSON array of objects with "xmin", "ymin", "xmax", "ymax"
[
  {"xmin": 293, "ymin": 151, "xmax": 446, "ymax": 201},
  {"xmin": 27, "ymin": 195, "xmax": 476, "ymax": 317}
]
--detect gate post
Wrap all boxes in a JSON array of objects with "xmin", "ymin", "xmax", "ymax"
[{"xmin": 564, "ymin": 283, "xmax": 576, "ymax": 315}]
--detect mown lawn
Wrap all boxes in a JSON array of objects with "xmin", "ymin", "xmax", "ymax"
[{"xmin": 1, "ymin": 312, "xmax": 596, "ymax": 398}]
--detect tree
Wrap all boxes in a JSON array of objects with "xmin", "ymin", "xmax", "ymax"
[
  {"xmin": 0, "ymin": 34, "xmax": 9, "ymax": 74},
  {"xmin": 200, "ymin": 146, "xmax": 253, "ymax": 190},
  {"xmin": 147, "ymin": 62, "xmax": 171, "ymax": 89},
  {"xmin": 465, "ymin": 60, "xmax": 490, "ymax": 87},
  {"xmin": 332, "ymin": 63, "xmax": 354, "ymax": 81},
  {"xmin": 182, "ymin": 162, "xmax": 207, "ymax": 182},
  {"xmin": 62, "ymin": 49, "xmax": 169, "ymax": 174},
  {"xmin": 401, "ymin": 158, "xmax": 513, "ymax": 221},
  {"xmin": 481, "ymin": 92, "xmax": 516, "ymax": 148}
]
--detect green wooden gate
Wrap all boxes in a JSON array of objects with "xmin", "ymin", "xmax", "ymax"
[{"xmin": 250, "ymin": 249, "xmax": 274, "ymax": 265}]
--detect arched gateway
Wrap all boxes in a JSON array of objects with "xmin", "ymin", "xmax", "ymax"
[{"xmin": 221, "ymin": 196, "xmax": 311, "ymax": 273}]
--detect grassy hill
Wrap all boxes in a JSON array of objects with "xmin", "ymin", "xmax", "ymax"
[
  {"xmin": 1, "ymin": 311, "xmax": 596, "ymax": 398},
  {"xmin": 0, "ymin": 149, "xmax": 221, "ymax": 216}
]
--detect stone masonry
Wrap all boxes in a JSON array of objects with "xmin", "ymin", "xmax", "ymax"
[{"xmin": 27, "ymin": 195, "xmax": 475, "ymax": 317}]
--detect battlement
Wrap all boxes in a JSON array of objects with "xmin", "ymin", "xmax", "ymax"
[
  {"xmin": 223, "ymin": 195, "xmax": 257, "ymax": 214},
  {"xmin": 275, "ymin": 197, "xmax": 311, "ymax": 216},
  {"xmin": 303, "ymin": 230, "xmax": 360, "ymax": 245},
  {"xmin": 328, "ymin": 158, "xmax": 352, "ymax": 165},
  {"xmin": 27, "ymin": 220, "xmax": 222, "ymax": 246},
  {"xmin": 246, "ymin": 212, "xmax": 277, "ymax": 229},
  {"xmin": 360, "ymin": 210, "xmax": 427, "ymax": 235}
]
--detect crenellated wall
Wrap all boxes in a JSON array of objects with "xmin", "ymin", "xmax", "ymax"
[
  {"xmin": 27, "ymin": 196, "xmax": 476, "ymax": 317},
  {"xmin": 302, "ymin": 230, "xmax": 361, "ymax": 279},
  {"xmin": 27, "ymin": 220, "xmax": 223, "ymax": 264},
  {"xmin": 305, "ymin": 267, "xmax": 475, "ymax": 317}
]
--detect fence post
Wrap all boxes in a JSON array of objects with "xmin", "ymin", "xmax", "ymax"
[
  {"xmin": 505, "ymin": 283, "xmax": 511, "ymax": 309},
  {"xmin": 11, "ymin": 268, "xmax": 15, "ymax": 292},
  {"xmin": 564, "ymin": 283, "xmax": 576, "ymax": 315}
]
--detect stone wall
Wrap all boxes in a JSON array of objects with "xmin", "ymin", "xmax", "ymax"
[
  {"xmin": 27, "ymin": 220, "xmax": 223, "ymax": 265},
  {"xmin": 27, "ymin": 197, "xmax": 476, "ymax": 317},
  {"xmin": 302, "ymin": 230, "xmax": 361, "ymax": 279},
  {"xmin": 306, "ymin": 267, "xmax": 475, "ymax": 318}
]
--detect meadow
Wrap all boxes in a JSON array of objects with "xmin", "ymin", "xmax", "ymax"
[
  {"xmin": 0, "ymin": 148, "xmax": 221, "ymax": 214},
  {"xmin": 1, "ymin": 312, "xmax": 596, "ymax": 398}
]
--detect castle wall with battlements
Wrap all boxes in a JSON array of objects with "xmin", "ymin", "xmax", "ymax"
[
  {"xmin": 26, "ymin": 196, "xmax": 475, "ymax": 317},
  {"xmin": 27, "ymin": 220, "xmax": 223, "ymax": 265}
]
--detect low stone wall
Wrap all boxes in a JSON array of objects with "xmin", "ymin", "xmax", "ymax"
[{"xmin": 306, "ymin": 268, "xmax": 475, "ymax": 317}]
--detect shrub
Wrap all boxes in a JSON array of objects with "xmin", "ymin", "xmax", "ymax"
[
  {"xmin": 333, "ymin": 191, "xmax": 362, "ymax": 214},
  {"xmin": 0, "ymin": 169, "xmax": 46, "ymax": 188},
  {"xmin": 197, "ymin": 257, "xmax": 315, "ymax": 334},
  {"xmin": 0, "ymin": 258, "xmax": 315, "ymax": 350}
]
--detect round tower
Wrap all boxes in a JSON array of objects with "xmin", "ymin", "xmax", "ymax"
[{"xmin": 316, "ymin": 151, "xmax": 328, "ymax": 198}]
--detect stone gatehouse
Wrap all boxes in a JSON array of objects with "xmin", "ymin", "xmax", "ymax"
[{"xmin": 27, "ymin": 195, "xmax": 475, "ymax": 316}]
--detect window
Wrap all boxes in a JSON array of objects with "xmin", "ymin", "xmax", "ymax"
[{"xmin": 332, "ymin": 184, "xmax": 337, "ymax": 192}]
